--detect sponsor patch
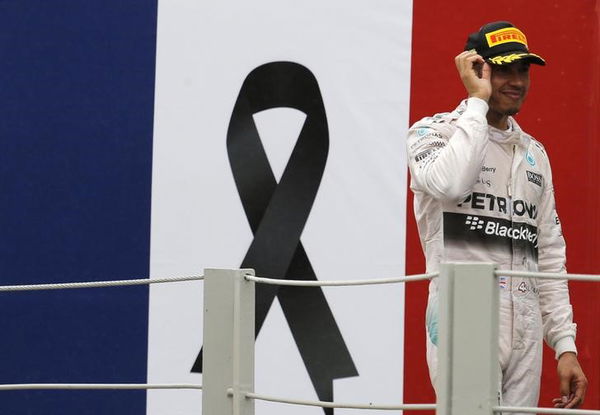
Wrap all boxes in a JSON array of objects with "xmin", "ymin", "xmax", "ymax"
[
  {"xmin": 526, "ymin": 151, "xmax": 536, "ymax": 166},
  {"xmin": 416, "ymin": 127, "xmax": 430, "ymax": 137},
  {"xmin": 428, "ymin": 140, "xmax": 446, "ymax": 148},
  {"xmin": 476, "ymin": 177, "xmax": 492, "ymax": 188},
  {"xmin": 526, "ymin": 170, "xmax": 543, "ymax": 187},
  {"xmin": 516, "ymin": 281, "xmax": 538, "ymax": 294},
  {"xmin": 485, "ymin": 27, "xmax": 528, "ymax": 47},
  {"xmin": 418, "ymin": 153, "xmax": 439, "ymax": 169},
  {"xmin": 409, "ymin": 134, "xmax": 445, "ymax": 150},
  {"xmin": 410, "ymin": 130, "xmax": 445, "ymax": 150},
  {"xmin": 409, "ymin": 136, "xmax": 427, "ymax": 150},
  {"xmin": 458, "ymin": 192, "xmax": 537, "ymax": 219},
  {"xmin": 465, "ymin": 215, "xmax": 485, "ymax": 230},
  {"xmin": 482, "ymin": 219, "xmax": 538, "ymax": 246},
  {"xmin": 415, "ymin": 149, "xmax": 436, "ymax": 162},
  {"xmin": 443, "ymin": 212, "xmax": 539, "ymax": 261}
]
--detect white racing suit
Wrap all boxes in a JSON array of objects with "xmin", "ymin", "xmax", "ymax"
[{"xmin": 407, "ymin": 98, "xmax": 577, "ymax": 408}]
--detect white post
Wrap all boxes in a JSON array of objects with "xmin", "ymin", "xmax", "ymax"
[
  {"xmin": 437, "ymin": 262, "xmax": 499, "ymax": 415},
  {"xmin": 202, "ymin": 268, "xmax": 255, "ymax": 415}
]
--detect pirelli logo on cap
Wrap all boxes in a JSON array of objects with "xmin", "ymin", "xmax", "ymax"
[{"xmin": 485, "ymin": 27, "xmax": 528, "ymax": 47}]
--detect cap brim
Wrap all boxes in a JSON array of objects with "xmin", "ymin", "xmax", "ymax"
[{"xmin": 487, "ymin": 52, "xmax": 546, "ymax": 66}]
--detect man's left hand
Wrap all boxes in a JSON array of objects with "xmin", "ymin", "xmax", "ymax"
[{"xmin": 552, "ymin": 352, "xmax": 587, "ymax": 408}]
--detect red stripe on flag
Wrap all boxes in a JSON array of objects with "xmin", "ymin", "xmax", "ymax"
[{"xmin": 405, "ymin": 2, "xmax": 600, "ymax": 412}]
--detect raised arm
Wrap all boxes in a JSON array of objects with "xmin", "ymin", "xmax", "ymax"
[{"xmin": 407, "ymin": 52, "xmax": 493, "ymax": 201}]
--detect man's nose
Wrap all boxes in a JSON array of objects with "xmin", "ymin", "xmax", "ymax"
[{"xmin": 507, "ymin": 70, "xmax": 527, "ymax": 86}]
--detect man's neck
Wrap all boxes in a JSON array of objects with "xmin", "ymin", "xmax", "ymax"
[{"xmin": 486, "ymin": 112, "xmax": 509, "ymax": 130}]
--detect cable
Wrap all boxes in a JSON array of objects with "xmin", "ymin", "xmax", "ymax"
[
  {"xmin": 245, "ymin": 273, "xmax": 436, "ymax": 287},
  {"xmin": 0, "ymin": 275, "xmax": 204, "ymax": 292},
  {"xmin": 0, "ymin": 383, "xmax": 202, "ymax": 391},
  {"xmin": 495, "ymin": 406, "xmax": 600, "ymax": 415},
  {"xmin": 495, "ymin": 270, "xmax": 600, "ymax": 281},
  {"xmin": 242, "ymin": 391, "xmax": 435, "ymax": 410}
]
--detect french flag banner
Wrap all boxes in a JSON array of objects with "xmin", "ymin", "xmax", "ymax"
[
  {"xmin": 0, "ymin": 1, "xmax": 410, "ymax": 414},
  {"xmin": 2, "ymin": 1, "xmax": 599, "ymax": 415}
]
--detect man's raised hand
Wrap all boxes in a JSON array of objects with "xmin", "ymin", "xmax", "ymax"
[{"xmin": 455, "ymin": 50, "xmax": 492, "ymax": 101}]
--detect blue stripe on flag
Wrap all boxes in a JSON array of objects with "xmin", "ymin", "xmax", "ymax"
[{"xmin": 0, "ymin": 1, "xmax": 157, "ymax": 414}]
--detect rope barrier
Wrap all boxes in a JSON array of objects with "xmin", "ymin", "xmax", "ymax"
[
  {"xmin": 0, "ymin": 383, "xmax": 202, "ymax": 391},
  {"xmin": 2, "ymin": 266, "xmax": 599, "ymax": 415},
  {"xmin": 240, "ymin": 391, "xmax": 435, "ymax": 410},
  {"xmin": 0, "ymin": 275, "xmax": 204, "ymax": 292},
  {"xmin": 1, "ymin": 269, "xmax": 595, "ymax": 293},
  {"xmin": 495, "ymin": 406, "xmax": 600, "ymax": 415},
  {"xmin": 4, "ymin": 269, "xmax": 595, "ymax": 293},
  {"xmin": 495, "ymin": 270, "xmax": 600, "ymax": 282},
  {"xmin": 244, "ymin": 273, "xmax": 436, "ymax": 287},
  {"xmin": 0, "ymin": 271, "xmax": 438, "ymax": 292}
]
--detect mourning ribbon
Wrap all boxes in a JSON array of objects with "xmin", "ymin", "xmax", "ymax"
[{"xmin": 192, "ymin": 62, "xmax": 357, "ymax": 413}]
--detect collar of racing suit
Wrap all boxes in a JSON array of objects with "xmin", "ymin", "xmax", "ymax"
[{"xmin": 455, "ymin": 99, "xmax": 531, "ymax": 149}]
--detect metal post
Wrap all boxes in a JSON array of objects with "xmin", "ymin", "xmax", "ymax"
[
  {"xmin": 202, "ymin": 268, "xmax": 255, "ymax": 415},
  {"xmin": 437, "ymin": 263, "xmax": 499, "ymax": 415}
]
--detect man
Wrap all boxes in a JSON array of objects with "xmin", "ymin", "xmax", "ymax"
[{"xmin": 407, "ymin": 21, "xmax": 588, "ymax": 409}]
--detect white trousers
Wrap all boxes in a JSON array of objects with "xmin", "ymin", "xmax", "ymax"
[{"xmin": 425, "ymin": 287, "xmax": 543, "ymax": 413}]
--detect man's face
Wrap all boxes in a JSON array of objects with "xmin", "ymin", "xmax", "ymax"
[{"xmin": 488, "ymin": 60, "xmax": 531, "ymax": 117}]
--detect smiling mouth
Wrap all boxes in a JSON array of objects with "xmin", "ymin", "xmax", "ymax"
[{"xmin": 502, "ymin": 91, "xmax": 522, "ymax": 100}]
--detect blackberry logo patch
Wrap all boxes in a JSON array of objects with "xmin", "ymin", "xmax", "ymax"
[
  {"xmin": 465, "ymin": 216, "xmax": 485, "ymax": 230},
  {"xmin": 443, "ymin": 212, "xmax": 538, "ymax": 261}
]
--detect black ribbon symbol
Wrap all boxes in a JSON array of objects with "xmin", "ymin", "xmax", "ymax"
[{"xmin": 192, "ymin": 62, "xmax": 358, "ymax": 414}]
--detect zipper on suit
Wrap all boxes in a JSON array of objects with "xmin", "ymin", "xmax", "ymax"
[
  {"xmin": 507, "ymin": 145, "xmax": 515, "ymax": 216},
  {"xmin": 509, "ymin": 144, "xmax": 516, "ymax": 266}
]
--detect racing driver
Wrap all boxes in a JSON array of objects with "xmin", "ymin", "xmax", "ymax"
[{"xmin": 406, "ymin": 21, "xmax": 588, "ymax": 410}]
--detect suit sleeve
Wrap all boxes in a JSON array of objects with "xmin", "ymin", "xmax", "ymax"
[
  {"xmin": 536, "ymin": 160, "xmax": 577, "ymax": 358},
  {"xmin": 407, "ymin": 97, "xmax": 489, "ymax": 201}
]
